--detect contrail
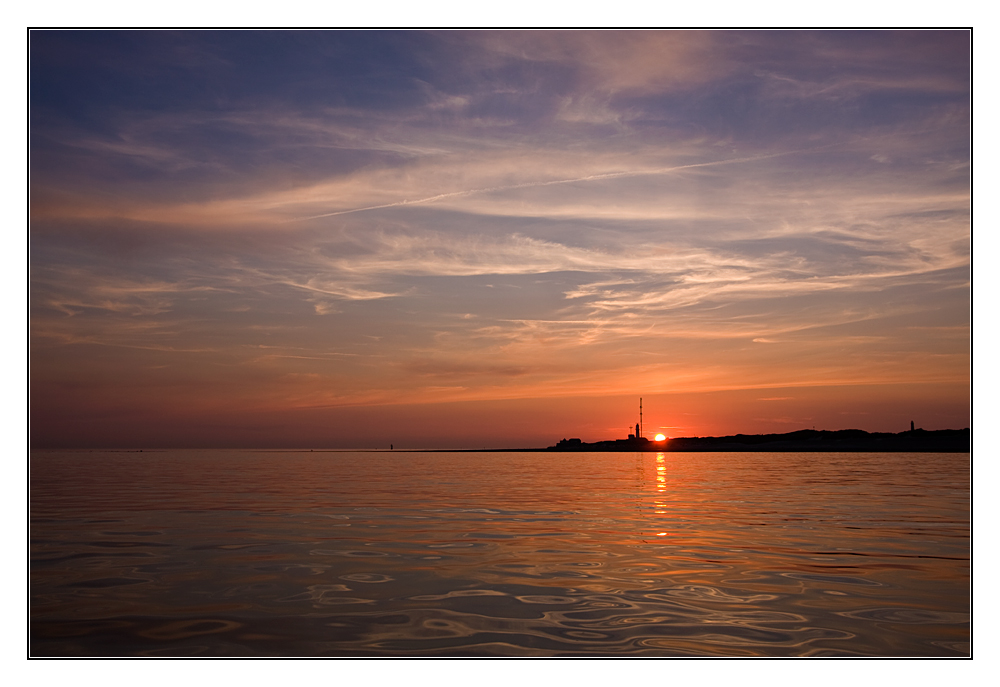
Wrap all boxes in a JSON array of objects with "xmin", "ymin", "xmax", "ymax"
[{"xmin": 286, "ymin": 148, "xmax": 807, "ymax": 223}]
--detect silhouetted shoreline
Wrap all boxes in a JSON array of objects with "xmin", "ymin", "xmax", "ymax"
[
  {"xmin": 407, "ymin": 428, "xmax": 970, "ymax": 453},
  {"xmin": 553, "ymin": 428, "xmax": 970, "ymax": 452}
]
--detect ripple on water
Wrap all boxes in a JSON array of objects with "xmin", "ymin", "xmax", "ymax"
[
  {"xmin": 138, "ymin": 619, "xmax": 242, "ymax": 641},
  {"xmin": 428, "ymin": 542, "xmax": 484, "ymax": 549},
  {"xmin": 411, "ymin": 589, "xmax": 508, "ymax": 601},
  {"xmin": 279, "ymin": 584, "xmax": 373, "ymax": 606},
  {"xmin": 64, "ymin": 577, "xmax": 148, "ymax": 588},
  {"xmin": 253, "ymin": 563, "xmax": 329, "ymax": 573},
  {"xmin": 85, "ymin": 541, "xmax": 171, "ymax": 548},
  {"xmin": 339, "ymin": 573, "xmax": 394, "ymax": 583},
  {"xmin": 781, "ymin": 572, "xmax": 882, "ymax": 586},
  {"xmin": 837, "ymin": 607, "xmax": 969, "ymax": 624},
  {"xmin": 515, "ymin": 596, "xmax": 577, "ymax": 605},
  {"xmin": 645, "ymin": 585, "xmax": 778, "ymax": 604}
]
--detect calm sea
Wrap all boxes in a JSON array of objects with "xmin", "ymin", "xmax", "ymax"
[{"xmin": 30, "ymin": 450, "xmax": 969, "ymax": 657}]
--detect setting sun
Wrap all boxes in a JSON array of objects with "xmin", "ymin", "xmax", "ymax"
[{"xmin": 654, "ymin": 433, "xmax": 666, "ymax": 441}]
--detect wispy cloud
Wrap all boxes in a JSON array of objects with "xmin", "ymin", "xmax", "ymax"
[
  {"xmin": 30, "ymin": 30, "xmax": 970, "ymax": 444},
  {"xmin": 286, "ymin": 149, "xmax": 807, "ymax": 222}
]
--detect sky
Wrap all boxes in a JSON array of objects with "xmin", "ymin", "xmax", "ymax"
[{"xmin": 29, "ymin": 30, "xmax": 970, "ymax": 448}]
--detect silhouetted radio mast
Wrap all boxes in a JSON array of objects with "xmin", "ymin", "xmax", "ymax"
[{"xmin": 639, "ymin": 397, "xmax": 643, "ymax": 438}]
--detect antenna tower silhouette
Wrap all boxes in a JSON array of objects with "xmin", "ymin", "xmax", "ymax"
[{"xmin": 639, "ymin": 397, "xmax": 643, "ymax": 438}]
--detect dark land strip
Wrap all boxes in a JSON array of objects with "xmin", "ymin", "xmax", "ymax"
[
  {"xmin": 400, "ymin": 428, "xmax": 971, "ymax": 453},
  {"xmin": 257, "ymin": 428, "xmax": 970, "ymax": 453}
]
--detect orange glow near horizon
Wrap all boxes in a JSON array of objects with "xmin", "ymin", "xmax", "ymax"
[{"xmin": 654, "ymin": 433, "xmax": 666, "ymax": 441}]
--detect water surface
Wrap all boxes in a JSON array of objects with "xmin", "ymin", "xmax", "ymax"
[{"xmin": 30, "ymin": 450, "xmax": 969, "ymax": 656}]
